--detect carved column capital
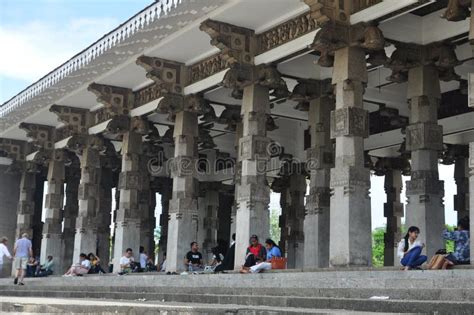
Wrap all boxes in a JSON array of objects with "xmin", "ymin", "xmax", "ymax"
[
  {"xmin": 216, "ymin": 105, "xmax": 241, "ymax": 131},
  {"xmin": 156, "ymin": 93, "xmax": 216, "ymax": 122},
  {"xmin": 200, "ymin": 19, "xmax": 256, "ymax": 66},
  {"xmin": 49, "ymin": 105, "xmax": 91, "ymax": 135},
  {"xmin": 88, "ymin": 83, "xmax": 134, "ymax": 116},
  {"xmin": 136, "ymin": 56, "xmax": 187, "ymax": 94},
  {"xmin": 0, "ymin": 138, "xmax": 30, "ymax": 161},
  {"xmin": 372, "ymin": 157, "xmax": 411, "ymax": 177},
  {"xmin": 290, "ymin": 78, "xmax": 333, "ymax": 111},
  {"xmin": 312, "ymin": 22, "xmax": 385, "ymax": 67},
  {"xmin": 19, "ymin": 122, "xmax": 57, "ymax": 150},
  {"xmin": 387, "ymin": 42, "xmax": 461, "ymax": 83},
  {"xmin": 65, "ymin": 134, "xmax": 107, "ymax": 156}
]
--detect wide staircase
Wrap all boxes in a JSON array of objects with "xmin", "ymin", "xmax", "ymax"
[{"xmin": 0, "ymin": 268, "xmax": 473, "ymax": 314}]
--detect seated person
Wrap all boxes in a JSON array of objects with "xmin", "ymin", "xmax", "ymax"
[
  {"xmin": 215, "ymin": 233, "xmax": 235, "ymax": 273},
  {"xmin": 397, "ymin": 226, "xmax": 427, "ymax": 271},
  {"xmin": 119, "ymin": 248, "xmax": 136, "ymax": 274},
  {"xmin": 240, "ymin": 235, "xmax": 266, "ymax": 273},
  {"xmin": 249, "ymin": 239, "xmax": 282, "ymax": 273},
  {"xmin": 26, "ymin": 257, "xmax": 38, "ymax": 277},
  {"xmin": 139, "ymin": 246, "xmax": 148, "ymax": 272},
  {"xmin": 64, "ymin": 253, "xmax": 91, "ymax": 276},
  {"xmin": 209, "ymin": 246, "xmax": 224, "ymax": 269},
  {"xmin": 146, "ymin": 257, "xmax": 157, "ymax": 272},
  {"xmin": 443, "ymin": 217, "xmax": 470, "ymax": 267},
  {"xmin": 159, "ymin": 252, "xmax": 167, "ymax": 272},
  {"xmin": 88, "ymin": 253, "xmax": 106, "ymax": 274},
  {"xmin": 36, "ymin": 255, "xmax": 54, "ymax": 277},
  {"xmin": 184, "ymin": 242, "xmax": 204, "ymax": 272}
]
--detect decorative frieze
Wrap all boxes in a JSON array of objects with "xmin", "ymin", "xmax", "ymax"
[
  {"xmin": 406, "ymin": 170, "xmax": 444, "ymax": 196},
  {"xmin": 189, "ymin": 54, "xmax": 227, "ymax": 84}
]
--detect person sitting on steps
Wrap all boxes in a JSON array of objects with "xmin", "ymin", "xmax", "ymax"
[
  {"xmin": 36, "ymin": 255, "xmax": 54, "ymax": 277},
  {"xmin": 184, "ymin": 242, "xmax": 204, "ymax": 272},
  {"xmin": 240, "ymin": 235, "xmax": 266, "ymax": 273},
  {"xmin": 118, "ymin": 248, "xmax": 136, "ymax": 275},
  {"xmin": 64, "ymin": 253, "xmax": 91, "ymax": 276},
  {"xmin": 442, "ymin": 216, "xmax": 470, "ymax": 268},
  {"xmin": 248, "ymin": 238, "xmax": 282, "ymax": 274},
  {"xmin": 397, "ymin": 226, "xmax": 427, "ymax": 271},
  {"xmin": 87, "ymin": 253, "xmax": 106, "ymax": 274}
]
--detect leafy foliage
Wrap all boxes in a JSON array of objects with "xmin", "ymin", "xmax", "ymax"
[
  {"xmin": 270, "ymin": 208, "xmax": 281, "ymax": 243},
  {"xmin": 372, "ymin": 227, "xmax": 385, "ymax": 267}
]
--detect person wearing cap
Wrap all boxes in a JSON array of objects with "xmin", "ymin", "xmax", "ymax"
[
  {"xmin": 240, "ymin": 235, "xmax": 266, "ymax": 273},
  {"xmin": 0, "ymin": 236, "xmax": 13, "ymax": 277}
]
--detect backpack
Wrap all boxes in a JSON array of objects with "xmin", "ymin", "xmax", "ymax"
[{"xmin": 427, "ymin": 254, "xmax": 446, "ymax": 270}]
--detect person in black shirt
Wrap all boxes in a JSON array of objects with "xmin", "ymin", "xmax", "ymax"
[{"xmin": 184, "ymin": 242, "xmax": 203, "ymax": 272}]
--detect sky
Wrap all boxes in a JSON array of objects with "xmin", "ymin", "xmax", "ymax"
[{"xmin": 4, "ymin": 1, "xmax": 459, "ymax": 230}]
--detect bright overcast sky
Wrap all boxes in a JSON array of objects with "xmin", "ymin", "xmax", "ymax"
[{"xmin": 1, "ymin": 0, "xmax": 459, "ymax": 230}]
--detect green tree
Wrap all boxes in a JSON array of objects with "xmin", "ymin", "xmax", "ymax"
[
  {"xmin": 372, "ymin": 227, "xmax": 385, "ymax": 267},
  {"xmin": 269, "ymin": 208, "xmax": 281, "ymax": 243}
]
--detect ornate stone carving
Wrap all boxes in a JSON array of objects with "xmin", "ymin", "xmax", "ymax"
[
  {"xmin": 441, "ymin": 0, "xmax": 471, "ymax": 22},
  {"xmin": 306, "ymin": 145, "xmax": 334, "ymax": 170},
  {"xmin": 239, "ymin": 135, "xmax": 271, "ymax": 161},
  {"xmin": 305, "ymin": 187, "xmax": 331, "ymax": 215},
  {"xmin": 104, "ymin": 115, "xmax": 131, "ymax": 135},
  {"xmin": 156, "ymin": 93, "xmax": 215, "ymax": 121},
  {"xmin": 330, "ymin": 107, "xmax": 369, "ymax": 138},
  {"xmin": 0, "ymin": 138, "xmax": 29, "ymax": 161},
  {"xmin": 216, "ymin": 105, "xmax": 241, "ymax": 131},
  {"xmin": 189, "ymin": 54, "xmax": 227, "ymax": 84},
  {"xmin": 290, "ymin": 79, "xmax": 333, "ymax": 111},
  {"xmin": 405, "ymin": 122, "xmax": 443, "ymax": 152},
  {"xmin": 198, "ymin": 124, "xmax": 216, "ymax": 149},
  {"xmin": 49, "ymin": 105, "xmax": 90, "ymax": 134},
  {"xmin": 386, "ymin": 42, "xmax": 461, "ymax": 83},
  {"xmin": 406, "ymin": 171, "xmax": 444, "ymax": 195},
  {"xmin": 330, "ymin": 165, "xmax": 370, "ymax": 188},
  {"xmin": 200, "ymin": 19, "xmax": 256, "ymax": 65},
  {"xmin": 136, "ymin": 56, "xmax": 186, "ymax": 94},
  {"xmin": 313, "ymin": 22, "xmax": 385, "ymax": 67},
  {"xmin": 19, "ymin": 122, "xmax": 56, "ymax": 150},
  {"xmin": 88, "ymin": 83, "xmax": 134, "ymax": 116},
  {"xmin": 372, "ymin": 157, "xmax": 411, "ymax": 177},
  {"xmin": 118, "ymin": 171, "xmax": 141, "ymax": 190},
  {"xmin": 66, "ymin": 134, "xmax": 107, "ymax": 155},
  {"xmin": 222, "ymin": 64, "xmax": 288, "ymax": 99}
]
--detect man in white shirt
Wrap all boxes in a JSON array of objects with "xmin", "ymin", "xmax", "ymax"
[
  {"xmin": 13, "ymin": 233, "xmax": 33, "ymax": 285},
  {"xmin": 119, "ymin": 248, "xmax": 135, "ymax": 274},
  {"xmin": 0, "ymin": 236, "xmax": 12, "ymax": 277},
  {"xmin": 139, "ymin": 246, "xmax": 148, "ymax": 272}
]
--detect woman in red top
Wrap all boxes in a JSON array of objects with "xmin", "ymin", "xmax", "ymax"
[{"xmin": 240, "ymin": 235, "xmax": 266, "ymax": 273}]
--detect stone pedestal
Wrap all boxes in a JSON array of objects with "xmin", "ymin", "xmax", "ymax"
[
  {"xmin": 0, "ymin": 165, "xmax": 21, "ymax": 277},
  {"xmin": 384, "ymin": 169, "xmax": 403, "ymax": 266},
  {"xmin": 74, "ymin": 147, "xmax": 101, "ymax": 262},
  {"xmin": 41, "ymin": 159, "xmax": 65, "ymax": 270},
  {"xmin": 166, "ymin": 110, "xmax": 199, "ymax": 272},
  {"xmin": 285, "ymin": 174, "xmax": 306, "ymax": 269},
  {"xmin": 454, "ymin": 156, "xmax": 469, "ymax": 221},
  {"xmin": 304, "ymin": 95, "xmax": 333, "ymax": 268},
  {"xmin": 113, "ymin": 131, "xmax": 142, "ymax": 272},
  {"xmin": 405, "ymin": 65, "xmax": 445, "ymax": 259},
  {"xmin": 329, "ymin": 47, "xmax": 371, "ymax": 266},
  {"xmin": 234, "ymin": 84, "xmax": 271, "ymax": 269},
  {"xmin": 62, "ymin": 167, "xmax": 80, "ymax": 269}
]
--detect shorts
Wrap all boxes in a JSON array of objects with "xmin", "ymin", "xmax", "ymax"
[{"xmin": 13, "ymin": 257, "xmax": 28, "ymax": 270}]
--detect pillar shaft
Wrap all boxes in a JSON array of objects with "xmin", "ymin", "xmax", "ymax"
[
  {"xmin": 405, "ymin": 65, "xmax": 445, "ymax": 258},
  {"xmin": 469, "ymin": 143, "xmax": 474, "ymax": 264},
  {"xmin": 234, "ymin": 84, "xmax": 271, "ymax": 269},
  {"xmin": 97, "ymin": 166, "xmax": 112, "ymax": 266},
  {"xmin": 166, "ymin": 110, "xmax": 199, "ymax": 272},
  {"xmin": 113, "ymin": 131, "xmax": 142, "ymax": 272},
  {"xmin": 139, "ymin": 160, "xmax": 153, "ymax": 254},
  {"xmin": 285, "ymin": 174, "xmax": 306, "ymax": 269},
  {"xmin": 16, "ymin": 171, "xmax": 37, "ymax": 240},
  {"xmin": 230, "ymin": 123, "xmax": 243, "ymax": 238},
  {"xmin": 454, "ymin": 157, "xmax": 470, "ymax": 221},
  {"xmin": 62, "ymin": 168, "xmax": 79, "ymax": 269},
  {"xmin": 330, "ymin": 46, "xmax": 371, "ymax": 266},
  {"xmin": 158, "ymin": 179, "xmax": 172, "ymax": 262},
  {"xmin": 384, "ymin": 169, "xmax": 403, "ymax": 266},
  {"xmin": 202, "ymin": 187, "xmax": 219, "ymax": 262},
  {"xmin": 74, "ymin": 147, "xmax": 101, "ymax": 261},
  {"xmin": 304, "ymin": 95, "xmax": 333, "ymax": 268},
  {"xmin": 32, "ymin": 175, "xmax": 44, "ymax": 256}
]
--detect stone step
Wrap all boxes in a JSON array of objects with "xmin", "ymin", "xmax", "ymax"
[
  {"xmin": 1, "ymin": 285, "xmax": 473, "ymax": 302},
  {"xmin": 0, "ymin": 296, "xmax": 412, "ymax": 315},
  {"xmin": 1, "ymin": 288, "xmax": 473, "ymax": 314}
]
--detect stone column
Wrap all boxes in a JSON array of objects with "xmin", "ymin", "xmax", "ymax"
[
  {"xmin": 32, "ymin": 174, "xmax": 44, "ymax": 256},
  {"xmin": 217, "ymin": 189, "xmax": 233, "ymax": 245},
  {"xmin": 97, "ymin": 166, "xmax": 112, "ymax": 266},
  {"xmin": 62, "ymin": 166, "xmax": 80, "ymax": 269},
  {"xmin": 230, "ymin": 123, "xmax": 243, "ymax": 238},
  {"xmin": 0, "ymin": 164, "xmax": 21, "ymax": 277},
  {"xmin": 166, "ymin": 110, "xmax": 199, "ymax": 272},
  {"xmin": 383, "ymin": 168, "xmax": 403, "ymax": 266},
  {"xmin": 405, "ymin": 65, "xmax": 445, "ymax": 258},
  {"xmin": 469, "ymin": 143, "xmax": 474, "ymax": 264},
  {"xmin": 329, "ymin": 46, "xmax": 371, "ymax": 266},
  {"xmin": 15, "ymin": 169, "xmax": 37, "ymax": 241},
  {"xmin": 202, "ymin": 182, "xmax": 220, "ymax": 262},
  {"xmin": 285, "ymin": 173, "xmax": 306, "ymax": 269},
  {"xmin": 113, "ymin": 131, "xmax": 142, "ymax": 272},
  {"xmin": 234, "ymin": 83, "xmax": 271, "ymax": 269},
  {"xmin": 303, "ymin": 88, "xmax": 333, "ymax": 268},
  {"xmin": 40, "ymin": 156, "xmax": 65, "ymax": 269},
  {"xmin": 454, "ymin": 155, "xmax": 469, "ymax": 221},
  {"xmin": 149, "ymin": 192, "xmax": 157, "ymax": 258},
  {"xmin": 278, "ymin": 188, "xmax": 288, "ymax": 256},
  {"xmin": 139, "ymin": 158, "xmax": 153, "ymax": 255},
  {"xmin": 74, "ymin": 146, "xmax": 101, "ymax": 261}
]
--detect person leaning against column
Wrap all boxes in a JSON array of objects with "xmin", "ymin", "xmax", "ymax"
[
  {"xmin": 0, "ymin": 237, "xmax": 13, "ymax": 277},
  {"xmin": 13, "ymin": 233, "xmax": 33, "ymax": 285}
]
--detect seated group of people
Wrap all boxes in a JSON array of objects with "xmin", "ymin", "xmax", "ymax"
[
  {"xmin": 25, "ymin": 255, "xmax": 54, "ymax": 277},
  {"xmin": 397, "ymin": 217, "xmax": 470, "ymax": 270}
]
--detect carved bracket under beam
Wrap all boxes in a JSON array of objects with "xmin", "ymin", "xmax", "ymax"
[
  {"xmin": 49, "ymin": 105, "xmax": 91, "ymax": 135},
  {"xmin": 19, "ymin": 122, "xmax": 57, "ymax": 150},
  {"xmin": 88, "ymin": 83, "xmax": 134, "ymax": 116},
  {"xmin": 136, "ymin": 56, "xmax": 187, "ymax": 94},
  {"xmin": 0, "ymin": 138, "xmax": 30, "ymax": 161},
  {"xmin": 290, "ymin": 78, "xmax": 333, "ymax": 111}
]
